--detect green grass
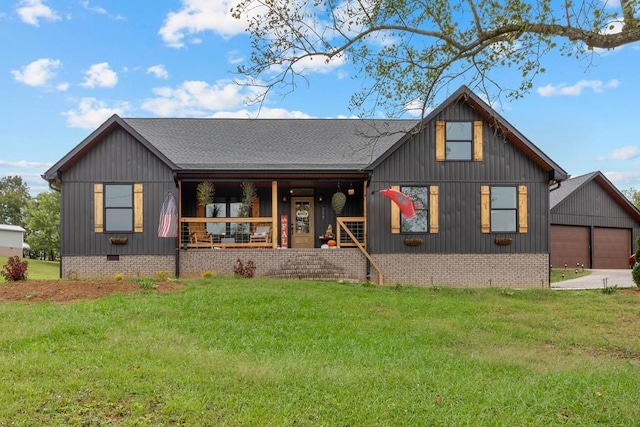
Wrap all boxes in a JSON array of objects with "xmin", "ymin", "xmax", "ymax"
[
  {"xmin": 0, "ymin": 277, "xmax": 639, "ymax": 425},
  {"xmin": 0, "ymin": 256, "xmax": 59, "ymax": 281},
  {"xmin": 550, "ymin": 268, "xmax": 591, "ymax": 283}
]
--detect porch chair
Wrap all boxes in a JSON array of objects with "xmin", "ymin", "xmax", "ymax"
[
  {"xmin": 189, "ymin": 222, "xmax": 213, "ymax": 248},
  {"xmin": 249, "ymin": 226, "xmax": 271, "ymax": 244}
]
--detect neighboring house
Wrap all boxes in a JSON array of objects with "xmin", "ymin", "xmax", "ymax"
[
  {"xmin": 0, "ymin": 224, "xmax": 29, "ymax": 257},
  {"xmin": 43, "ymin": 85, "xmax": 569, "ymax": 287},
  {"xmin": 550, "ymin": 171, "xmax": 640, "ymax": 269}
]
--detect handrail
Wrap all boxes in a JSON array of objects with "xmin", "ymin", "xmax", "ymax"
[{"xmin": 337, "ymin": 217, "xmax": 384, "ymax": 286}]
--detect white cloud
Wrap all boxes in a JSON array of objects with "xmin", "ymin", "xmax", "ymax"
[
  {"xmin": 0, "ymin": 159, "xmax": 53, "ymax": 169},
  {"xmin": 158, "ymin": 0, "xmax": 247, "ymax": 48},
  {"xmin": 211, "ymin": 107, "xmax": 314, "ymax": 119},
  {"xmin": 228, "ymin": 50, "xmax": 244, "ymax": 65},
  {"xmin": 536, "ymin": 79, "xmax": 619, "ymax": 97},
  {"xmin": 604, "ymin": 170, "xmax": 640, "ymax": 188},
  {"xmin": 81, "ymin": 62, "xmax": 118, "ymax": 88},
  {"xmin": 141, "ymin": 79, "xmax": 261, "ymax": 116},
  {"xmin": 16, "ymin": 0, "xmax": 60, "ymax": 26},
  {"xmin": 63, "ymin": 97, "xmax": 130, "ymax": 129},
  {"xmin": 56, "ymin": 82, "xmax": 70, "ymax": 91},
  {"xmin": 11, "ymin": 58, "xmax": 61, "ymax": 87},
  {"xmin": 147, "ymin": 65, "xmax": 169, "ymax": 79},
  {"xmin": 80, "ymin": 0, "xmax": 106, "ymax": 14},
  {"xmin": 0, "ymin": 172, "xmax": 51, "ymax": 195},
  {"xmin": 597, "ymin": 146, "xmax": 640, "ymax": 161}
]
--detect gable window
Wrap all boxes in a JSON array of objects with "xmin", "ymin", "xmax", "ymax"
[
  {"xmin": 94, "ymin": 183, "xmax": 143, "ymax": 233},
  {"xmin": 446, "ymin": 122, "xmax": 473, "ymax": 160},
  {"xmin": 390, "ymin": 185, "xmax": 439, "ymax": 234},
  {"xmin": 481, "ymin": 185, "xmax": 528, "ymax": 233},
  {"xmin": 436, "ymin": 121, "xmax": 483, "ymax": 161}
]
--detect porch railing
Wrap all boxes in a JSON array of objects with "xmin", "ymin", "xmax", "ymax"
[
  {"xmin": 180, "ymin": 217, "xmax": 276, "ymax": 248},
  {"xmin": 336, "ymin": 217, "xmax": 383, "ymax": 285}
]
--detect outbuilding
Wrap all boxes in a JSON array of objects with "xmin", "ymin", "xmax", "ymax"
[
  {"xmin": 0, "ymin": 224, "xmax": 29, "ymax": 258},
  {"xmin": 550, "ymin": 172, "xmax": 640, "ymax": 269}
]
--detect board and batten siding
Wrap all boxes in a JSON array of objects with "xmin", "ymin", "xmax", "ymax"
[
  {"xmin": 60, "ymin": 127, "xmax": 176, "ymax": 256},
  {"xmin": 368, "ymin": 101, "xmax": 551, "ymax": 254}
]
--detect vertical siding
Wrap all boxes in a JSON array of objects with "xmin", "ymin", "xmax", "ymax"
[
  {"xmin": 369, "ymin": 102, "xmax": 550, "ymax": 254},
  {"xmin": 60, "ymin": 127, "xmax": 176, "ymax": 256}
]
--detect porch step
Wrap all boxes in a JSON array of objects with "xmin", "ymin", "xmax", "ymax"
[{"xmin": 265, "ymin": 254, "xmax": 353, "ymax": 282}]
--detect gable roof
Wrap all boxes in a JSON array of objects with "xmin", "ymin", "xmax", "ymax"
[
  {"xmin": 550, "ymin": 171, "xmax": 640, "ymax": 221},
  {"xmin": 369, "ymin": 86, "xmax": 568, "ymax": 181},
  {"xmin": 43, "ymin": 85, "xmax": 568, "ymax": 181}
]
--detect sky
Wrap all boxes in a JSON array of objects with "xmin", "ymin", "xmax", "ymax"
[{"xmin": 1, "ymin": 0, "xmax": 639, "ymax": 196}]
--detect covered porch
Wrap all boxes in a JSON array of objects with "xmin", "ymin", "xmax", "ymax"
[{"xmin": 177, "ymin": 177, "xmax": 368, "ymax": 250}]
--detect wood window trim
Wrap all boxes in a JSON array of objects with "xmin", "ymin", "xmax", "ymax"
[
  {"xmin": 436, "ymin": 120, "xmax": 483, "ymax": 162},
  {"xmin": 94, "ymin": 183, "xmax": 143, "ymax": 233},
  {"xmin": 481, "ymin": 185, "xmax": 528, "ymax": 233},
  {"xmin": 390, "ymin": 185, "xmax": 439, "ymax": 234}
]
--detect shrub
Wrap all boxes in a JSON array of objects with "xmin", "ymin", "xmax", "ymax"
[
  {"xmin": 114, "ymin": 273, "xmax": 123, "ymax": 281},
  {"xmin": 1, "ymin": 256, "xmax": 28, "ymax": 282},
  {"xmin": 632, "ymin": 264, "xmax": 640, "ymax": 288},
  {"xmin": 156, "ymin": 270, "xmax": 172, "ymax": 281},
  {"xmin": 202, "ymin": 270, "xmax": 215, "ymax": 278},
  {"xmin": 136, "ymin": 277, "xmax": 157, "ymax": 290},
  {"xmin": 233, "ymin": 259, "xmax": 255, "ymax": 278}
]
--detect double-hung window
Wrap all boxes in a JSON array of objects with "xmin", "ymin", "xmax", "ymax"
[
  {"xmin": 94, "ymin": 183, "xmax": 143, "ymax": 233},
  {"xmin": 105, "ymin": 184, "xmax": 133, "ymax": 232},
  {"xmin": 389, "ymin": 185, "xmax": 439, "ymax": 234},
  {"xmin": 480, "ymin": 185, "xmax": 528, "ymax": 233},
  {"xmin": 435, "ymin": 121, "xmax": 483, "ymax": 161}
]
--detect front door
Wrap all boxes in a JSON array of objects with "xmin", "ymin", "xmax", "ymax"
[{"xmin": 291, "ymin": 197, "xmax": 315, "ymax": 248}]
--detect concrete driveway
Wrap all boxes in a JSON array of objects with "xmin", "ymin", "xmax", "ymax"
[{"xmin": 551, "ymin": 269, "xmax": 637, "ymax": 290}]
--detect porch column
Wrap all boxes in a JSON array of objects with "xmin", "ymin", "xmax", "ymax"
[{"xmin": 272, "ymin": 181, "xmax": 278, "ymax": 248}]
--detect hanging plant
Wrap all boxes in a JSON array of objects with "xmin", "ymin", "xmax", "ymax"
[
  {"xmin": 331, "ymin": 184, "xmax": 347, "ymax": 215},
  {"xmin": 196, "ymin": 181, "xmax": 215, "ymax": 208}
]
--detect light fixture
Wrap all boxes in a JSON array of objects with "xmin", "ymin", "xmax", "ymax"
[
  {"xmin": 318, "ymin": 195, "xmax": 323, "ymax": 202},
  {"xmin": 347, "ymin": 182, "xmax": 355, "ymax": 196},
  {"xmin": 282, "ymin": 195, "xmax": 287, "ymax": 202}
]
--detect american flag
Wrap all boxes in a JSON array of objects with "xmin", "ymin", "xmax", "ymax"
[{"xmin": 158, "ymin": 192, "xmax": 178, "ymax": 238}]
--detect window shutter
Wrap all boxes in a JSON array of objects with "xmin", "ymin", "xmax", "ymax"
[
  {"xmin": 481, "ymin": 185, "xmax": 490, "ymax": 233},
  {"xmin": 518, "ymin": 185, "xmax": 528, "ymax": 233},
  {"xmin": 473, "ymin": 121, "xmax": 483, "ymax": 161},
  {"xmin": 94, "ymin": 183, "xmax": 103, "ymax": 233},
  {"xmin": 134, "ymin": 183, "xmax": 143, "ymax": 233},
  {"xmin": 390, "ymin": 185, "xmax": 400, "ymax": 234},
  {"xmin": 429, "ymin": 186, "xmax": 439, "ymax": 234},
  {"xmin": 435, "ymin": 121, "xmax": 445, "ymax": 161}
]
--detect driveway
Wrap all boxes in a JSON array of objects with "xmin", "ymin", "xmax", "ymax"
[{"xmin": 551, "ymin": 269, "xmax": 637, "ymax": 290}]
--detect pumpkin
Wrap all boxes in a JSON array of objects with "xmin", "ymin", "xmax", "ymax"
[{"xmin": 327, "ymin": 239, "xmax": 337, "ymax": 247}]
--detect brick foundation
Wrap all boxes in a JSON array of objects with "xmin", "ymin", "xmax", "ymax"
[
  {"xmin": 62, "ymin": 254, "xmax": 175, "ymax": 279},
  {"xmin": 371, "ymin": 253, "xmax": 550, "ymax": 288},
  {"xmin": 60, "ymin": 251, "xmax": 550, "ymax": 288}
]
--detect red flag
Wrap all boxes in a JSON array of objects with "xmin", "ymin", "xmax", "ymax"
[{"xmin": 380, "ymin": 188, "xmax": 417, "ymax": 219}]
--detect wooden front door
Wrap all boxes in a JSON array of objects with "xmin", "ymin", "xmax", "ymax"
[{"xmin": 291, "ymin": 197, "xmax": 315, "ymax": 248}]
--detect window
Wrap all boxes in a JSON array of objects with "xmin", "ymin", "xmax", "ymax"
[
  {"xmin": 390, "ymin": 185, "xmax": 439, "ymax": 234},
  {"xmin": 490, "ymin": 187, "xmax": 517, "ymax": 232},
  {"xmin": 480, "ymin": 185, "xmax": 528, "ymax": 233},
  {"xmin": 94, "ymin": 183, "xmax": 143, "ymax": 233},
  {"xmin": 435, "ymin": 121, "xmax": 483, "ymax": 161},
  {"xmin": 105, "ymin": 184, "xmax": 133, "ymax": 232},
  {"xmin": 446, "ymin": 122, "xmax": 472, "ymax": 160},
  {"xmin": 400, "ymin": 186, "xmax": 429, "ymax": 232}
]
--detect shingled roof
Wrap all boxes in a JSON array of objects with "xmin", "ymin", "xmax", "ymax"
[{"xmin": 122, "ymin": 117, "xmax": 416, "ymax": 171}]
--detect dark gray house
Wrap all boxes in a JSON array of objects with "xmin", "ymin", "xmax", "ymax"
[
  {"xmin": 550, "ymin": 171, "xmax": 640, "ymax": 269},
  {"xmin": 43, "ymin": 85, "xmax": 569, "ymax": 287}
]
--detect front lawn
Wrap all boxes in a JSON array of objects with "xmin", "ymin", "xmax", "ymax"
[{"xmin": 0, "ymin": 277, "xmax": 638, "ymax": 425}]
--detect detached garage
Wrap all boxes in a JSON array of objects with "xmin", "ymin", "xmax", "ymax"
[{"xmin": 550, "ymin": 172, "xmax": 640, "ymax": 269}]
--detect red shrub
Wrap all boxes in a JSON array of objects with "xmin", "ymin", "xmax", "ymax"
[{"xmin": 1, "ymin": 256, "xmax": 28, "ymax": 281}]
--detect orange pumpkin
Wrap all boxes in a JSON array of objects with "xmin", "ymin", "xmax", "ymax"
[{"xmin": 327, "ymin": 239, "xmax": 337, "ymax": 247}]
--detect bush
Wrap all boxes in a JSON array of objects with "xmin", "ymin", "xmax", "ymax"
[
  {"xmin": 632, "ymin": 264, "xmax": 640, "ymax": 288},
  {"xmin": 233, "ymin": 258, "xmax": 255, "ymax": 278},
  {"xmin": 1, "ymin": 256, "xmax": 28, "ymax": 281}
]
